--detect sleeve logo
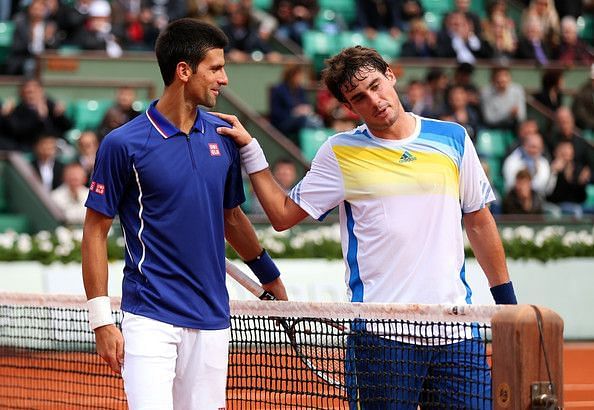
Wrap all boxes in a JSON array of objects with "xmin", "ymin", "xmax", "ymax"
[
  {"xmin": 90, "ymin": 181, "xmax": 105, "ymax": 195},
  {"xmin": 209, "ymin": 143, "xmax": 221, "ymax": 156}
]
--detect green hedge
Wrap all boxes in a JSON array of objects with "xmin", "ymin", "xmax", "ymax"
[{"xmin": 0, "ymin": 225, "xmax": 593, "ymax": 265}]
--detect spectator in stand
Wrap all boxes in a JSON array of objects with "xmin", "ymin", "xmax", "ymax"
[
  {"xmin": 480, "ymin": 66, "xmax": 526, "ymax": 130},
  {"xmin": 435, "ymin": 12, "xmax": 492, "ymax": 63},
  {"xmin": 546, "ymin": 140, "xmax": 590, "ymax": 217},
  {"xmin": 269, "ymin": 64, "xmax": 322, "ymax": 145},
  {"xmin": 533, "ymin": 68, "xmax": 564, "ymax": 113},
  {"xmin": 6, "ymin": 0, "xmax": 60, "ymax": 76},
  {"xmin": 250, "ymin": 157, "xmax": 297, "ymax": 214},
  {"xmin": 555, "ymin": 16, "xmax": 594, "ymax": 66},
  {"xmin": 440, "ymin": 85, "xmax": 481, "ymax": 141},
  {"xmin": 355, "ymin": 0, "xmax": 403, "ymax": 39},
  {"xmin": 185, "ymin": 0, "xmax": 227, "ymax": 25},
  {"xmin": 51, "ymin": 162, "xmax": 89, "ymax": 224},
  {"xmin": 481, "ymin": 0, "xmax": 517, "ymax": 41},
  {"xmin": 515, "ymin": 15, "xmax": 553, "ymax": 65},
  {"xmin": 482, "ymin": 11, "xmax": 517, "ymax": 64},
  {"xmin": 0, "ymin": 99, "xmax": 15, "ymax": 150},
  {"xmin": 400, "ymin": 19, "xmax": 436, "ymax": 58},
  {"xmin": 521, "ymin": 0, "xmax": 560, "ymax": 49},
  {"xmin": 238, "ymin": 0, "xmax": 279, "ymax": 44},
  {"xmin": 116, "ymin": 3, "xmax": 161, "ymax": 51},
  {"xmin": 271, "ymin": 0, "xmax": 318, "ymax": 46},
  {"xmin": 401, "ymin": 79, "xmax": 428, "ymax": 116},
  {"xmin": 503, "ymin": 169, "xmax": 544, "ymax": 214},
  {"xmin": 6, "ymin": 78, "xmax": 72, "ymax": 151},
  {"xmin": 51, "ymin": 0, "xmax": 92, "ymax": 45},
  {"xmin": 70, "ymin": 0, "xmax": 124, "ymax": 58},
  {"xmin": 546, "ymin": 107, "xmax": 594, "ymax": 172},
  {"xmin": 221, "ymin": 3, "xmax": 280, "ymax": 63},
  {"xmin": 572, "ymin": 64, "xmax": 594, "ymax": 131},
  {"xmin": 398, "ymin": 0, "xmax": 424, "ymax": 31},
  {"xmin": 422, "ymin": 67, "xmax": 449, "ymax": 118},
  {"xmin": 553, "ymin": 0, "xmax": 583, "ymax": 19},
  {"xmin": 316, "ymin": 86, "xmax": 359, "ymax": 128},
  {"xmin": 445, "ymin": 0, "xmax": 483, "ymax": 36},
  {"xmin": 76, "ymin": 130, "xmax": 100, "ymax": 184},
  {"xmin": 31, "ymin": 134, "xmax": 64, "ymax": 192},
  {"xmin": 502, "ymin": 132, "xmax": 551, "ymax": 195},
  {"xmin": 97, "ymin": 86, "xmax": 140, "ymax": 139},
  {"xmin": 448, "ymin": 62, "xmax": 481, "ymax": 109}
]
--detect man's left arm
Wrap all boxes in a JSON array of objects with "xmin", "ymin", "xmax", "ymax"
[
  {"xmin": 224, "ymin": 206, "xmax": 288, "ymax": 300},
  {"xmin": 464, "ymin": 207, "xmax": 517, "ymax": 304}
]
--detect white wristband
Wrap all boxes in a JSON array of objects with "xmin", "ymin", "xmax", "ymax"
[
  {"xmin": 239, "ymin": 138, "xmax": 269, "ymax": 174},
  {"xmin": 87, "ymin": 296, "xmax": 115, "ymax": 330}
]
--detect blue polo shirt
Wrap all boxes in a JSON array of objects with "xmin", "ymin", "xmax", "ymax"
[{"xmin": 85, "ymin": 101, "xmax": 245, "ymax": 329}]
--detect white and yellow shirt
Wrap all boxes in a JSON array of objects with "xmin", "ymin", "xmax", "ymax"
[{"xmin": 289, "ymin": 114, "xmax": 494, "ymax": 305}]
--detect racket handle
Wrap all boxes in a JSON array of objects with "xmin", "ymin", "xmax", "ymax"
[{"xmin": 225, "ymin": 258, "xmax": 277, "ymax": 301}]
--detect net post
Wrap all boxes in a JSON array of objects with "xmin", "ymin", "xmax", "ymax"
[{"xmin": 491, "ymin": 305, "xmax": 564, "ymax": 409}]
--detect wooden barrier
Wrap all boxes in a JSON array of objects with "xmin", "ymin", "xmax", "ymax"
[{"xmin": 492, "ymin": 305, "xmax": 564, "ymax": 409}]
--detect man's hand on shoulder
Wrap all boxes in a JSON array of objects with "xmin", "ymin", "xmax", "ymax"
[{"xmin": 210, "ymin": 111, "xmax": 253, "ymax": 147}]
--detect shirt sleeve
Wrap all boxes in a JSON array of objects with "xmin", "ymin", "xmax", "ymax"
[
  {"xmin": 289, "ymin": 140, "xmax": 344, "ymax": 220},
  {"xmin": 223, "ymin": 143, "xmax": 246, "ymax": 209},
  {"xmin": 459, "ymin": 132, "xmax": 496, "ymax": 213},
  {"xmin": 85, "ymin": 132, "xmax": 132, "ymax": 218}
]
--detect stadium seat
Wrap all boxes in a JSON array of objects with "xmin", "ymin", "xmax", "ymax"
[
  {"xmin": 475, "ymin": 129, "xmax": 514, "ymax": 158},
  {"xmin": 68, "ymin": 99, "xmax": 112, "ymax": 131},
  {"xmin": 252, "ymin": 0, "xmax": 272, "ymax": 11},
  {"xmin": 302, "ymin": 31, "xmax": 339, "ymax": 72},
  {"xmin": 371, "ymin": 32, "xmax": 405, "ymax": 60},
  {"xmin": 420, "ymin": 0, "xmax": 454, "ymax": 16},
  {"xmin": 585, "ymin": 184, "xmax": 594, "ymax": 209},
  {"xmin": 299, "ymin": 128, "xmax": 335, "ymax": 162},
  {"xmin": 0, "ymin": 214, "xmax": 28, "ymax": 233},
  {"xmin": 484, "ymin": 158, "xmax": 504, "ymax": 195},
  {"xmin": 0, "ymin": 21, "xmax": 15, "ymax": 66},
  {"xmin": 577, "ymin": 15, "xmax": 593, "ymax": 42},
  {"xmin": 318, "ymin": 0, "xmax": 356, "ymax": 25},
  {"xmin": 582, "ymin": 129, "xmax": 594, "ymax": 143},
  {"xmin": 338, "ymin": 31, "xmax": 371, "ymax": 50},
  {"xmin": 423, "ymin": 11, "xmax": 444, "ymax": 32}
]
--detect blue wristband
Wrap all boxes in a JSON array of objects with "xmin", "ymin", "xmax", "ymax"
[
  {"xmin": 490, "ymin": 281, "xmax": 518, "ymax": 304},
  {"xmin": 245, "ymin": 249, "xmax": 281, "ymax": 285}
]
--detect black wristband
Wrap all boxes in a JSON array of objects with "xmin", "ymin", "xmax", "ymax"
[
  {"xmin": 490, "ymin": 281, "xmax": 518, "ymax": 305},
  {"xmin": 245, "ymin": 249, "xmax": 281, "ymax": 285}
]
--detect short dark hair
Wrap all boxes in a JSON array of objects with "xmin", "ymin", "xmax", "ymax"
[
  {"xmin": 155, "ymin": 18, "xmax": 228, "ymax": 86},
  {"xmin": 321, "ymin": 46, "xmax": 389, "ymax": 103}
]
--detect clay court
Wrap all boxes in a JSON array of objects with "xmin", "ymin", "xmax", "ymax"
[{"xmin": 0, "ymin": 342, "xmax": 592, "ymax": 409}]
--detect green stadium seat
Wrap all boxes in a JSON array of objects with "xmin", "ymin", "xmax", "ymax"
[
  {"xmin": 484, "ymin": 158, "xmax": 504, "ymax": 194},
  {"xmin": 371, "ymin": 32, "xmax": 405, "ymax": 60},
  {"xmin": 585, "ymin": 184, "xmax": 594, "ymax": 207},
  {"xmin": 423, "ymin": 11, "xmax": 444, "ymax": 32},
  {"xmin": 0, "ymin": 173, "xmax": 7, "ymax": 213},
  {"xmin": 0, "ymin": 21, "xmax": 15, "ymax": 66},
  {"xmin": 318, "ymin": 0, "xmax": 356, "ymax": 25},
  {"xmin": 302, "ymin": 31, "xmax": 339, "ymax": 72},
  {"xmin": 582, "ymin": 129, "xmax": 594, "ymax": 143},
  {"xmin": 577, "ymin": 15, "xmax": 593, "ymax": 42},
  {"xmin": 299, "ymin": 128, "xmax": 335, "ymax": 162},
  {"xmin": 68, "ymin": 99, "xmax": 113, "ymax": 131},
  {"xmin": 475, "ymin": 129, "xmax": 513, "ymax": 158},
  {"xmin": 252, "ymin": 0, "xmax": 272, "ymax": 11},
  {"xmin": 338, "ymin": 31, "xmax": 371, "ymax": 50},
  {"xmin": 0, "ymin": 214, "xmax": 29, "ymax": 233},
  {"xmin": 420, "ymin": 0, "xmax": 454, "ymax": 15}
]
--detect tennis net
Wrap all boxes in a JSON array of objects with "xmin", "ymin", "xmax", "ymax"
[{"xmin": 0, "ymin": 293, "xmax": 507, "ymax": 409}]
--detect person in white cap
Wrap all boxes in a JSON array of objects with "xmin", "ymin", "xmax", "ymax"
[{"xmin": 71, "ymin": 0, "xmax": 123, "ymax": 57}]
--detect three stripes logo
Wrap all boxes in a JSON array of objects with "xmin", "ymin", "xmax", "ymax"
[{"xmin": 398, "ymin": 150, "xmax": 417, "ymax": 163}]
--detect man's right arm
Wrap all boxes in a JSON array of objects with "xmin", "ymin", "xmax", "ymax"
[
  {"xmin": 212, "ymin": 111, "xmax": 308, "ymax": 231},
  {"xmin": 82, "ymin": 208, "xmax": 124, "ymax": 374}
]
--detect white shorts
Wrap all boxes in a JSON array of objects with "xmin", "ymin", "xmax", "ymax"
[{"xmin": 121, "ymin": 312, "xmax": 230, "ymax": 410}]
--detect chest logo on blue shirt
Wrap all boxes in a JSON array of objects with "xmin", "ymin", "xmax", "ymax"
[
  {"xmin": 208, "ymin": 143, "xmax": 221, "ymax": 156},
  {"xmin": 398, "ymin": 150, "xmax": 417, "ymax": 163}
]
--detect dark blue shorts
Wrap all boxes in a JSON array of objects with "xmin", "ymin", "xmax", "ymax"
[{"xmin": 345, "ymin": 333, "xmax": 492, "ymax": 409}]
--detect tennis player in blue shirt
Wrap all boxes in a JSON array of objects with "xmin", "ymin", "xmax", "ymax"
[{"xmin": 81, "ymin": 19, "xmax": 287, "ymax": 410}]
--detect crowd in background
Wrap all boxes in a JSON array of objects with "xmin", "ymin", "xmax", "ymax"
[{"xmin": 0, "ymin": 0, "xmax": 593, "ymax": 222}]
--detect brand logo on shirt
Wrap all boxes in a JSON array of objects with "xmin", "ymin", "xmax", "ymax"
[
  {"xmin": 398, "ymin": 150, "xmax": 417, "ymax": 163},
  {"xmin": 90, "ymin": 181, "xmax": 105, "ymax": 195},
  {"xmin": 209, "ymin": 143, "xmax": 221, "ymax": 156}
]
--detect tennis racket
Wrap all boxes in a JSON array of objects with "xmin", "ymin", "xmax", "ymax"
[{"xmin": 225, "ymin": 258, "xmax": 348, "ymax": 389}]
